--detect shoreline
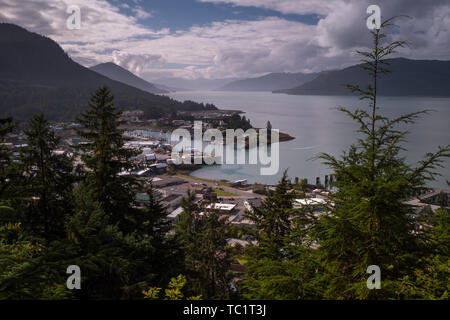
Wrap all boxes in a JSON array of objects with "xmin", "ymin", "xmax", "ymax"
[{"xmin": 122, "ymin": 124, "xmax": 296, "ymax": 145}]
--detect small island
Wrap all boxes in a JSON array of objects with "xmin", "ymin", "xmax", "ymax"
[{"xmin": 119, "ymin": 109, "xmax": 295, "ymax": 145}]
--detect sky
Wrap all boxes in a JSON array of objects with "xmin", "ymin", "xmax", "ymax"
[{"xmin": 1, "ymin": 0, "xmax": 449, "ymax": 81}]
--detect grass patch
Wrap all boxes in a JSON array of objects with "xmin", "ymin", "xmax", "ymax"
[
  {"xmin": 213, "ymin": 189, "xmax": 238, "ymax": 197},
  {"xmin": 236, "ymin": 258, "xmax": 248, "ymax": 265},
  {"xmin": 175, "ymin": 174, "xmax": 232, "ymax": 187}
]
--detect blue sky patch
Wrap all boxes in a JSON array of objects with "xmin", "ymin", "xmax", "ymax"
[{"xmin": 112, "ymin": 0, "xmax": 320, "ymax": 32}]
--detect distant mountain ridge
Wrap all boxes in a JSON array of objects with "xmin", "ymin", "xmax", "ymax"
[
  {"xmin": 275, "ymin": 58, "xmax": 450, "ymax": 96},
  {"xmin": 154, "ymin": 77, "xmax": 241, "ymax": 91},
  {"xmin": 152, "ymin": 83, "xmax": 186, "ymax": 93},
  {"xmin": 0, "ymin": 23, "xmax": 215, "ymax": 121},
  {"xmin": 90, "ymin": 62, "xmax": 169, "ymax": 94},
  {"xmin": 217, "ymin": 72, "xmax": 321, "ymax": 92}
]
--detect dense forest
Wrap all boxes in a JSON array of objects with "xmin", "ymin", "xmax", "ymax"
[{"xmin": 0, "ymin": 21, "xmax": 449, "ymax": 300}]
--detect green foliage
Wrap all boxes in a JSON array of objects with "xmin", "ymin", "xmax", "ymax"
[
  {"xmin": 212, "ymin": 189, "xmax": 238, "ymax": 197},
  {"xmin": 242, "ymin": 257, "xmax": 324, "ymax": 300},
  {"xmin": 238, "ymin": 19, "xmax": 450, "ymax": 301},
  {"xmin": 240, "ymin": 171, "xmax": 324, "ymax": 299},
  {"xmin": 394, "ymin": 205, "xmax": 449, "ymax": 299},
  {"xmin": 0, "ymin": 117, "xmax": 14, "ymax": 199},
  {"xmin": 245, "ymin": 171, "xmax": 293, "ymax": 259},
  {"xmin": 174, "ymin": 191, "xmax": 232, "ymax": 299},
  {"xmin": 0, "ymin": 87, "xmax": 186, "ymax": 300},
  {"xmin": 429, "ymin": 208, "xmax": 450, "ymax": 256},
  {"xmin": 0, "ymin": 20, "xmax": 449, "ymax": 300},
  {"xmin": 0, "ymin": 211, "xmax": 71, "ymax": 300},
  {"xmin": 395, "ymin": 256, "xmax": 449, "ymax": 300},
  {"xmin": 143, "ymin": 274, "xmax": 202, "ymax": 300},
  {"xmin": 139, "ymin": 184, "xmax": 179, "ymax": 286},
  {"xmin": 19, "ymin": 114, "xmax": 74, "ymax": 240},
  {"xmin": 60, "ymin": 184, "xmax": 153, "ymax": 299},
  {"xmin": 226, "ymin": 114, "xmax": 252, "ymax": 130},
  {"xmin": 164, "ymin": 275, "xmax": 186, "ymax": 300},
  {"xmin": 314, "ymin": 19, "xmax": 450, "ymax": 299},
  {"xmin": 76, "ymin": 87, "xmax": 141, "ymax": 230},
  {"xmin": 142, "ymin": 286, "xmax": 162, "ymax": 300}
]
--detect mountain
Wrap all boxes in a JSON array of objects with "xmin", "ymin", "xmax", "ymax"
[
  {"xmin": 0, "ymin": 23, "xmax": 215, "ymax": 121},
  {"xmin": 217, "ymin": 72, "xmax": 320, "ymax": 92},
  {"xmin": 276, "ymin": 58, "xmax": 450, "ymax": 96},
  {"xmin": 90, "ymin": 62, "xmax": 169, "ymax": 94},
  {"xmin": 154, "ymin": 77, "xmax": 241, "ymax": 91},
  {"xmin": 152, "ymin": 83, "xmax": 185, "ymax": 93}
]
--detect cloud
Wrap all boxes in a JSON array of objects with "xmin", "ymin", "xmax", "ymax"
[
  {"xmin": 198, "ymin": 0, "xmax": 343, "ymax": 15},
  {"xmin": 0, "ymin": 0, "xmax": 161, "ymax": 44},
  {"xmin": 131, "ymin": 6, "xmax": 152, "ymax": 20},
  {"xmin": 112, "ymin": 51, "xmax": 166, "ymax": 75},
  {"xmin": 1, "ymin": 0, "xmax": 449, "ymax": 80}
]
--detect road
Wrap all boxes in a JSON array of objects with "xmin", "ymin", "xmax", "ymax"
[{"xmin": 158, "ymin": 174, "xmax": 265, "ymax": 222}]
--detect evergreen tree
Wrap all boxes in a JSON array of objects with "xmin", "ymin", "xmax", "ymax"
[
  {"xmin": 0, "ymin": 225, "xmax": 72, "ymax": 300},
  {"xmin": 431, "ymin": 207, "xmax": 450, "ymax": 257},
  {"xmin": 20, "ymin": 114, "xmax": 74, "ymax": 240},
  {"xmin": 240, "ymin": 171, "xmax": 324, "ymax": 299},
  {"xmin": 174, "ymin": 191, "xmax": 232, "ymax": 299},
  {"xmin": 67, "ymin": 87, "xmax": 175, "ymax": 298},
  {"xmin": 140, "ymin": 184, "xmax": 170, "ymax": 243},
  {"xmin": 0, "ymin": 117, "xmax": 67, "ymax": 299},
  {"xmin": 314, "ymin": 19, "xmax": 450, "ymax": 299},
  {"xmin": 76, "ymin": 86, "xmax": 138, "ymax": 228},
  {"xmin": 396, "ymin": 181, "xmax": 449, "ymax": 300},
  {"xmin": 199, "ymin": 209, "xmax": 232, "ymax": 299},
  {"xmin": 244, "ymin": 171, "xmax": 293, "ymax": 259},
  {"xmin": 61, "ymin": 183, "xmax": 155, "ymax": 299},
  {"xmin": 395, "ymin": 198, "xmax": 449, "ymax": 300},
  {"xmin": 139, "ymin": 183, "xmax": 179, "ymax": 286},
  {"xmin": 0, "ymin": 117, "xmax": 17, "ymax": 234},
  {"xmin": 0, "ymin": 117, "xmax": 14, "ymax": 199}
]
